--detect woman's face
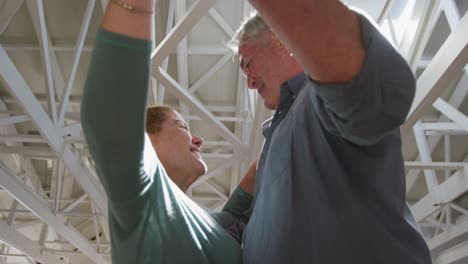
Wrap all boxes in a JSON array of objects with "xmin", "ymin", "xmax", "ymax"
[{"xmin": 151, "ymin": 110, "xmax": 207, "ymax": 190}]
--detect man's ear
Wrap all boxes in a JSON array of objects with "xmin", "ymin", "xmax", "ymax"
[{"xmin": 270, "ymin": 33, "xmax": 289, "ymax": 55}]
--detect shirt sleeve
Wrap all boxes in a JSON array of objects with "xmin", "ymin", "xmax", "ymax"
[
  {"xmin": 312, "ymin": 12, "xmax": 415, "ymax": 146},
  {"xmin": 81, "ymin": 28, "xmax": 154, "ymax": 229},
  {"xmin": 210, "ymin": 186, "xmax": 253, "ymax": 243}
]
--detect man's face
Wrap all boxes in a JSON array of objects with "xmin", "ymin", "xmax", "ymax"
[
  {"xmin": 155, "ymin": 110, "xmax": 207, "ymax": 181},
  {"xmin": 238, "ymin": 34, "xmax": 285, "ymax": 110}
]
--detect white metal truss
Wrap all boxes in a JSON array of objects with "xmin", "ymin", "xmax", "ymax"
[
  {"xmin": 0, "ymin": 1, "xmax": 109, "ymax": 262},
  {"xmin": 379, "ymin": 1, "xmax": 468, "ymax": 263},
  {"xmin": 0, "ymin": 0, "xmax": 24, "ymax": 35},
  {"xmin": 0, "ymin": 221, "xmax": 63, "ymax": 264},
  {"xmin": 406, "ymin": 71, "xmax": 468, "ymax": 193},
  {"xmin": 0, "ymin": 0, "xmax": 466, "ymax": 263},
  {"xmin": 405, "ymin": 79, "xmax": 468, "ymax": 263},
  {"xmin": 0, "ymin": 45, "xmax": 108, "ymax": 215},
  {"xmin": 402, "ymin": 7, "xmax": 468, "ymax": 135},
  {"xmin": 0, "ymin": 162, "xmax": 107, "ymax": 264},
  {"xmin": 151, "ymin": 0, "xmax": 216, "ymax": 65}
]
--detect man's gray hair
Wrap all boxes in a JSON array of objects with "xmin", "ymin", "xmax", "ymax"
[{"xmin": 228, "ymin": 12, "xmax": 271, "ymax": 54}]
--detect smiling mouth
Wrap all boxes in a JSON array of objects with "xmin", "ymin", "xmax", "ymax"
[{"xmin": 190, "ymin": 148, "xmax": 202, "ymax": 159}]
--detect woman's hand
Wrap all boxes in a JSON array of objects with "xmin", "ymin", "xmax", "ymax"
[{"xmin": 239, "ymin": 160, "xmax": 257, "ymax": 195}]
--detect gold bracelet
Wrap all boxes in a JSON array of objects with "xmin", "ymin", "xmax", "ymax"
[{"xmin": 111, "ymin": 0, "xmax": 155, "ymax": 14}]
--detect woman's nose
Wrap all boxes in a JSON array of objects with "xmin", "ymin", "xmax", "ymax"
[{"xmin": 192, "ymin": 135, "xmax": 204, "ymax": 148}]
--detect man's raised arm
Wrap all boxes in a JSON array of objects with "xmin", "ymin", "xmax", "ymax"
[{"xmin": 249, "ymin": 0, "xmax": 365, "ymax": 83}]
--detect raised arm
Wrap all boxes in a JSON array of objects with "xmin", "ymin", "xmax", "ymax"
[
  {"xmin": 101, "ymin": 0, "xmax": 154, "ymax": 40},
  {"xmin": 250, "ymin": 0, "xmax": 416, "ymax": 145},
  {"xmin": 249, "ymin": 0, "xmax": 365, "ymax": 83},
  {"xmin": 81, "ymin": 0, "xmax": 155, "ymax": 228}
]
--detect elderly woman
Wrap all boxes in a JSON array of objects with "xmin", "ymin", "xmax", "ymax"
[{"xmin": 81, "ymin": 0, "xmax": 253, "ymax": 263}]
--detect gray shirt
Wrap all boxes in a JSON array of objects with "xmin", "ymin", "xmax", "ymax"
[{"xmin": 242, "ymin": 13, "xmax": 431, "ymax": 264}]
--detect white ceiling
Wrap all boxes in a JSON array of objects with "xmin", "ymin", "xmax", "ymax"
[{"xmin": 0, "ymin": 0, "xmax": 467, "ymax": 263}]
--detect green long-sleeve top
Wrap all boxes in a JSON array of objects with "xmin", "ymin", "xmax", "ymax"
[{"xmin": 81, "ymin": 29, "xmax": 245, "ymax": 264}]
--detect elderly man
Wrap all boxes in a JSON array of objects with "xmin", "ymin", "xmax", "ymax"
[{"xmin": 227, "ymin": 1, "xmax": 432, "ymax": 263}]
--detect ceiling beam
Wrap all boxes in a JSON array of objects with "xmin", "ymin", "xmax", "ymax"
[
  {"xmin": 154, "ymin": 0, "xmax": 176, "ymax": 105},
  {"xmin": 1, "ymin": 44, "xmax": 234, "ymax": 55},
  {"xmin": 206, "ymin": 180, "xmax": 228, "ymax": 200},
  {"xmin": 377, "ymin": 0, "xmax": 395, "ymax": 25},
  {"xmin": 399, "ymin": 0, "xmax": 438, "ymax": 62},
  {"xmin": 175, "ymin": 0, "xmax": 191, "ymax": 130},
  {"xmin": 208, "ymin": 8, "xmax": 235, "ymax": 37},
  {"xmin": 433, "ymin": 239, "xmax": 468, "ymax": 264},
  {"xmin": 57, "ymin": 0, "xmax": 95, "ymax": 125},
  {"xmin": 433, "ymin": 98, "xmax": 468, "ymax": 132},
  {"xmin": 0, "ymin": 221, "xmax": 63, "ymax": 264},
  {"xmin": 25, "ymin": 0, "xmax": 66, "ymax": 110},
  {"xmin": 183, "ymin": 114, "xmax": 245, "ymax": 122},
  {"xmin": 1, "ymin": 43, "xmax": 93, "ymax": 52},
  {"xmin": 0, "ymin": 99, "xmax": 50, "ymax": 201},
  {"xmin": 413, "ymin": 121, "xmax": 443, "ymax": 202},
  {"xmin": 229, "ymin": 0, "xmax": 253, "ymax": 195},
  {"xmin": 227, "ymin": 0, "xmax": 257, "ymax": 195},
  {"xmin": 154, "ymin": 68, "xmax": 243, "ymax": 147},
  {"xmin": 0, "ymin": 134, "xmax": 46, "ymax": 143},
  {"xmin": 26, "ymin": 0, "xmax": 58, "ymax": 124},
  {"xmin": 0, "ymin": 95, "xmax": 240, "ymax": 112},
  {"xmin": 151, "ymin": 0, "xmax": 216, "ymax": 65},
  {"xmin": 187, "ymin": 47, "xmax": 230, "ymax": 55},
  {"xmin": 22, "ymin": 3, "xmax": 84, "ymax": 244},
  {"xmin": 189, "ymin": 53, "xmax": 232, "ymax": 93},
  {"xmin": 402, "ymin": 12, "xmax": 468, "ymax": 135},
  {"xmin": 421, "ymin": 122, "xmax": 465, "ymax": 132},
  {"xmin": 0, "ymin": 115, "xmax": 29, "ymax": 126},
  {"xmin": 411, "ymin": 163, "xmax": 468, "ymax": 222},
  {"xmin": 405, "ymin": 161, "xmax": 468, "ymax": 170},
  {"xmin": 442, "ymin": 0, "xmax": 461, "ymax": 30},
  {"xmin": 406, "ymin": 71, "xmax": 468, "ymax": 193},
  {"xmin": 0, "ymin": 46, "xmax": 107, "ymax": 216},
  {"xmin": 406, "ymin": 0, "xmax": 442, "ymax": 72},
  {"xmin": 0, "ymin": 146, "xmax": 54, "ymax": 156},
  {"xmin": 0, "ymin": 0, "xmax": 24, "ymax": 35},
  {"xmin": 0, "ymin": 103, "xmax": 60, "ymax": 258},
  {"xmin": 192, "ymin": 154, "xmax": 241, "ymax": 188},
  {"xmin": 428, "ymin": 217, "xmax": 468, "ymax": 256},
  {"xmin": 0, "ymin": 163, "xmax": 107, "ymax": 264},
  {"xmin": 0, "ymin": 200, "xmax": 18, "ymax": 263}
]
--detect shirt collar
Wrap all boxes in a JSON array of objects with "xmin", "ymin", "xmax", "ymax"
[{"xmin": 279, "ymin": 72, "xmax": 307, "ymax": 104}]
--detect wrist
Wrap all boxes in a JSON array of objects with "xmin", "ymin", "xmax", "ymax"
[{"xmin": 110, "ymin": 0, "xmax": 155, "ymax": 14}]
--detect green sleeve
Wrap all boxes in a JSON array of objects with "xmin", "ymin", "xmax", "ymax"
[
  {"xmin": 210, "ymin": 186, "xmax": 253, "ymax": 242},
  {"xmin": 223, "ymin": 186, "xmax": 253, "ymax": 217},
  {"xmin": 81, "ymin": 28, "xmax": 153, "ymax": 229},
  {"xmin": 81, "ymin": 29, "xmax": 242, "ymax": 263}
]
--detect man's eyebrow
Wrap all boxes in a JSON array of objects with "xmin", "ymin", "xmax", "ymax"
[{"xmin": 239, "ymin": 56, "xmax": 245, "ymax": 69}]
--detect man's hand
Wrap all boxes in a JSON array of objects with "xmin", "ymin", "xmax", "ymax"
[{"xmin": 249, "ymin": 0, "xmax": 365, "ymax": 83}]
